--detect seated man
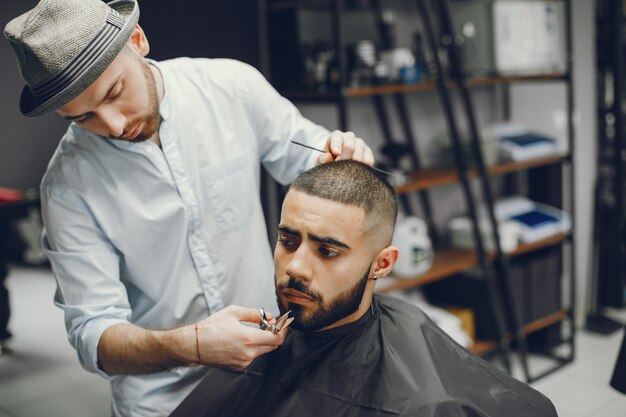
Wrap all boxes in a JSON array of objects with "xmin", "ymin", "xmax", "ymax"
[{"xmin": 171, "ymin": 160, "xmax": 557, "ymax": 417}]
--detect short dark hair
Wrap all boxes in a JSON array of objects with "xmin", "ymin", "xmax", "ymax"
[{"xmin": 288, "ymin": 160, "xmax": 398, "ymax": 246}]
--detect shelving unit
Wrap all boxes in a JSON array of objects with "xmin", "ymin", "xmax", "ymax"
[
  {"xmin": 397, "ymin": 154, "xmax": 568, "ymax": 194},
  {"xmin": 378, "ymin": 232, "xmax": 569, "ymax": 294},
  {"xmin": 259, "ymin": 0, "xmax": 576, "ymax": 383},
  {"xmin": 377, "ymin": 248, "xmax": 477, "ymax": 292},
  {"xmin": 280, "ymin": 72, "xmax": 569, "ymax": 101}
]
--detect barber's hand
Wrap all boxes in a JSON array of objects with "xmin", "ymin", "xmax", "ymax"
[
  {"xmin": 196, "ymin": 305, "xmax": 287, "ymax": 369},
  {"xmin": 317, "ymin": 130, "xmax": 375, "ymax": 166}
]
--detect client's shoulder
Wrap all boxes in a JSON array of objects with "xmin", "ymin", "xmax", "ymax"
[{"xmin": 374, "ymin": 293, "xmax": 429, "ymax": 322}]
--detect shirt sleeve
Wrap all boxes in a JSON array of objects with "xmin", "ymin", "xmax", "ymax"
[
  {"xmin": 41, "ymin": 183, "xmax": 130, "ymax": 379},
  {"xmin": 239, "ymin": 62, "xmax": 330, "ymax": 185}
]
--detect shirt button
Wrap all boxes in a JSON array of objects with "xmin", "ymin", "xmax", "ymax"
[{"xmin": 145, "ymin": 145, "xmax": 152, "ymax": 153}]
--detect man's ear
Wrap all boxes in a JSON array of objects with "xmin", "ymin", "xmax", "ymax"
[
  {"xmin": 127, "ymin": 24, "xmax": 150, "ymax": 57},
  {"xmin": 370, "ymin": 245, "xmax": 399, "ymax": 280}
]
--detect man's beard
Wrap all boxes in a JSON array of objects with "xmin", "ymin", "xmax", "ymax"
[
  {"xmin": 110, "ymin": 59, "xmax": 161, "ymax": 142},
  {"xmin": 275, "ymin": 266, "xmax": 370, "ymax": 332}
]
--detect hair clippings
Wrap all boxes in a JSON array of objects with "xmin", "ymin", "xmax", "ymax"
[{"xmin": 258, "ymin": 307, "xmax": 293, "ymax": 334}]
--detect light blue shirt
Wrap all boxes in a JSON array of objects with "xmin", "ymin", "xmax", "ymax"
[{"xmin": 40, "ymin": 58, "xmax": 329, "ymax": 416}]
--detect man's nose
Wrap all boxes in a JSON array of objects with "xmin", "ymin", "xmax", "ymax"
[
  {"xmin": 98, "ymin": 107, "xmax": 126, "ymax": 137},
  {"xmin": 284, "ymin": 246, "xmax": 313, "ymax": 282}
]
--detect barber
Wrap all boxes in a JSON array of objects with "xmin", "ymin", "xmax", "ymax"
[{"xmin": 3, "ymin": 0, "xmax": 374, "ymax": 415}]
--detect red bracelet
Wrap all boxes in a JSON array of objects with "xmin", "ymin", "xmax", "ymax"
[{"xmin": 195, "ymin": 322, "xmax": 203, "ymax": 366}]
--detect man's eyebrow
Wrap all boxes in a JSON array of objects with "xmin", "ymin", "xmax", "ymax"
[
  {"xmin": 278, "ymin": 225, "xmax": 350, "ymax": 250},
  {"xmin": 278, "ymin": 226, "xmax": 300, "ymax": 238},
  {"xmin": 62, "ymin": 75, "xmax": 122, "ymax": 120},
  {"xmin": 309, "ymin": 234, "xmax": 350, "ymax": 250}
]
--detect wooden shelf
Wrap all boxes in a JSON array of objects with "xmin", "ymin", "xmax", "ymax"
[
  {"xmin": 396, "ymin": 167, "xmax": 461, "ymax": 193},
  {"xmin": 522, "ymin": 309, "xmax": 570, "ymax": 335},
  {"xmin": 454, "ymin": 312, "xmax": 569, "ymax": 357},
  {"xmin": 344, "ymin": 72, "xmax": 568, "ymax": 97},
  {"xmin": 377, "ymin": 248, "xmax": 477, "ymax": 293},
  {"xmin": 345, "ymin": 81, "xmax": 438, "ymax": 97},
  {"xmin": 507, "ymin": 233, "xmax": 568, "ymax": 258},
  {"xmin": 281, "ymin": 73, "xmax": 569, "ymax": 102},
  {"xmin": 377, "ymin": 233, "xmax": 568, "ymax": 294},
  {"xmin": 469, "ymin": 340, "xmax": 499, "ymax": 355},
  {"xmin": 462, "ymin": 312, "xmax": 570, "ymax": 355},
  {"xmin": 396, "ymin": 154, "xmax": 567, "ymax": 194},
  {"xmin": 468, "ymin": 72, "xmax": 569, "ymax": 86},
  {"xmin": 488, "ymin": 155, "xmax": 568, "ymax": 175}
]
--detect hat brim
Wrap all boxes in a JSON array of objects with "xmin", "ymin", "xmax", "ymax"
[{"xmin": 19, "ymin": 0, "xmax": 139, "ymax": 118}]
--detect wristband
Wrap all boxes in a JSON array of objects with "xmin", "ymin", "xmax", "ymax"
[{"xmin": 195, "ymin": 322, "xmax": 203, "ymax": 366}]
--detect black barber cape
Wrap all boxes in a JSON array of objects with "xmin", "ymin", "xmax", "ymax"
[{"xmin": 171, "ymin": 295, "xmax": 556, "ymax": 417}]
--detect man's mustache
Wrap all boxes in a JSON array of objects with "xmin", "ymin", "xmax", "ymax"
[{"xmin": 277, "ymin": 276, "xmax": 322, "ymax": 302}]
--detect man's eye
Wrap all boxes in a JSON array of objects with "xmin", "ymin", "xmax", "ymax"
[
  {"xmin": 319, "ymin": 247, "xmax": 339, "ymax": 258},
  {"xmin": 278, "ymin": 237, "xmax": 298, "ymax": 251},
  {"xmin": 107, "ymin": 84, "xmax": 123, "ymax": 101},
  {"xmin": 74, "ymin": 114, "xmax": 91, "ymax": 124},
  {"xmin": 108, "ymin": 90, "xmax": 121, "ymax": 101}
]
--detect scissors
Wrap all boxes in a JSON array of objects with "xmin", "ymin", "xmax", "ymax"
[{"xmin": 258, "ymin": 307, "xmax": 294, "ymax": 334}]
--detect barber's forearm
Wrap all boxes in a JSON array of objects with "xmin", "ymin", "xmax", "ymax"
[{"xmin": 97, "ymin": 322, "xmax": 197, "ymax": 375}]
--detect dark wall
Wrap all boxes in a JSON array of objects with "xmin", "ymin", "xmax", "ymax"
[
  {"xmin": 0, "ymin": 1, "xmax": 260, "ymax": 190},
  {"xmin": 0, "ymin": 1, "xmax": 68, "ymax": 190},
  {"xmin": 139, "ymin": 0, "xmax": 260, "ymax": 67}
]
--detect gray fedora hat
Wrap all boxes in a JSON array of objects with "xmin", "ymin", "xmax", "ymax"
[{"xmin": 4, "ymin": 0, "xmax": 139, "ymax": 117}]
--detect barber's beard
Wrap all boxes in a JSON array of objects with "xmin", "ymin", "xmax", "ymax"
[
  {"xmin": 275, "ymin": 266, "xmax": 370, "ymax": 332},
  {"xmin": 111, "ymin": 60, "xmax": 161, "ymax": 142}
]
